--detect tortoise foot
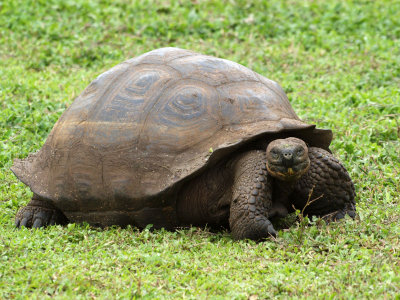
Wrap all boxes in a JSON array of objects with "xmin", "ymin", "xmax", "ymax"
[
  {"xmin": 15, "ymin": 200, "xmax": 67, "ymax": 228},
  {"xmin": 233, "ymin": 216, "xmax": 277, "ymax": 241},
  {"xmin": 323, "ymin": 206, "xmax": 356, "ymax": 222}
]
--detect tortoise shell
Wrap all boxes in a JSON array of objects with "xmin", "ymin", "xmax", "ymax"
[{"xmin": 12, "ymin": 48, "xmax": 332, "ymax": 220}]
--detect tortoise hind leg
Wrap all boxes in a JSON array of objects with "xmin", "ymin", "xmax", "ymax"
[
  {"xmin": 15, "ymin": 195, "xmax": 68, "ymax": 228},
  {"xmin": 291, "ymin": 147, "xmax": 356, "ymax": 220}
]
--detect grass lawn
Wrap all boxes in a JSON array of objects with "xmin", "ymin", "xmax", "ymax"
[{"xmin": 1, "ymin": 0, "xmax": 399, "ymax": 298}]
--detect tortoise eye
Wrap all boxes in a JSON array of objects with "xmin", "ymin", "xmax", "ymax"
[
  {"xmin": 270, "ymin": 150, "xmax": 279, "ymax": 159},
  {"xmin": 297, "ymin": 149, "xmax": 304, "ymax": 156}
]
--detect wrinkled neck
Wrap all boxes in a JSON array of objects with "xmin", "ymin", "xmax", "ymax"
[{"xmin": 269, "ymin": 176, "xmax": 296, "ymax": 218}]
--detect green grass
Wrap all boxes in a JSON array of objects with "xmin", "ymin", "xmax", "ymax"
[{"xmin": 1, "ymin": 0, "xmax": 400, "ymax": 298}]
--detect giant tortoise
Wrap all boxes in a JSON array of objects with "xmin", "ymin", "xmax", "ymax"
[{"xmin": 12, "ymin": 48, "xmax": 355, "ymax": 240}]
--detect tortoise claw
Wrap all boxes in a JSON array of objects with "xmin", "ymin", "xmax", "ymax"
[
  {"xmin": 48, "ymin": 217, "xmax": 56, "ymax": 226},
  {"xmin": 258, "ymin": 218, "xmax": 277, "ymax": 238},
  {"xmin": 266, "ymin": 224, "xmax": 277, "ymax": 238},
  {"xmin": 32, "ymin": 218, "xmax": 44, "ymax": 228},
  {"xmin": 20, "ymin": 217, "xmax": 29, "ymax": 228}
]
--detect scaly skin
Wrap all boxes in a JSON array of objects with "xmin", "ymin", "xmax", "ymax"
[
  {"xmin": 229, "ymin": 150, "xmax": 276, "ymax": 240},
  {"xmin": 290, "ymin": 147, "xmax": 356, "ymax": 219}
]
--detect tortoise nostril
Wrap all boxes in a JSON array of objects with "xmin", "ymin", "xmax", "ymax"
[
  {"xmin": 283, "ymin": 153, "xmax": 292, "ymax": 159},
  {"xmin": 282, "ymin": 151, "xmax": 294, "ymax": 167}
]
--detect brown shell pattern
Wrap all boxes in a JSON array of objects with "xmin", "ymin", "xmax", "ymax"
[{"xmin": 11, "ymin": 48, "xmax": 332, "ymax": 213}]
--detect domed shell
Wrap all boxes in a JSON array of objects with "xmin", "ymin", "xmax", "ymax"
[{"xmin": 12, "ymin": 48, "xmax": 332, "ymax": 215}]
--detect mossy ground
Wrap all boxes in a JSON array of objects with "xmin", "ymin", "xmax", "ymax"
[{"xmin": 1, "ymin": 0, "xmax": 399, "ymax": 298}]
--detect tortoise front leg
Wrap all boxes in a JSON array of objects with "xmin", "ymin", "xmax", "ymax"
[
  {"xmin": 229, "ymin": 151, "xmax": 276, "ymax": 240},
  {"xmin": 15, "ymin": 195, "xmax": 68, "ymax": 228},
  {"xmin": 291, "ymin": 147, "xmax": 356, "ymax": 220}
]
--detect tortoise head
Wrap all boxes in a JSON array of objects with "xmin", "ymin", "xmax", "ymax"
[{"xmin": 266, "ymin": 137, "xmax": 310, "ymax": 181}]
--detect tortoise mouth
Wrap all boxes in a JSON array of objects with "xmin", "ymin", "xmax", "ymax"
[{"xmin": 266, "ymin": 160, "xmax": 310, "ymax": 181}]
